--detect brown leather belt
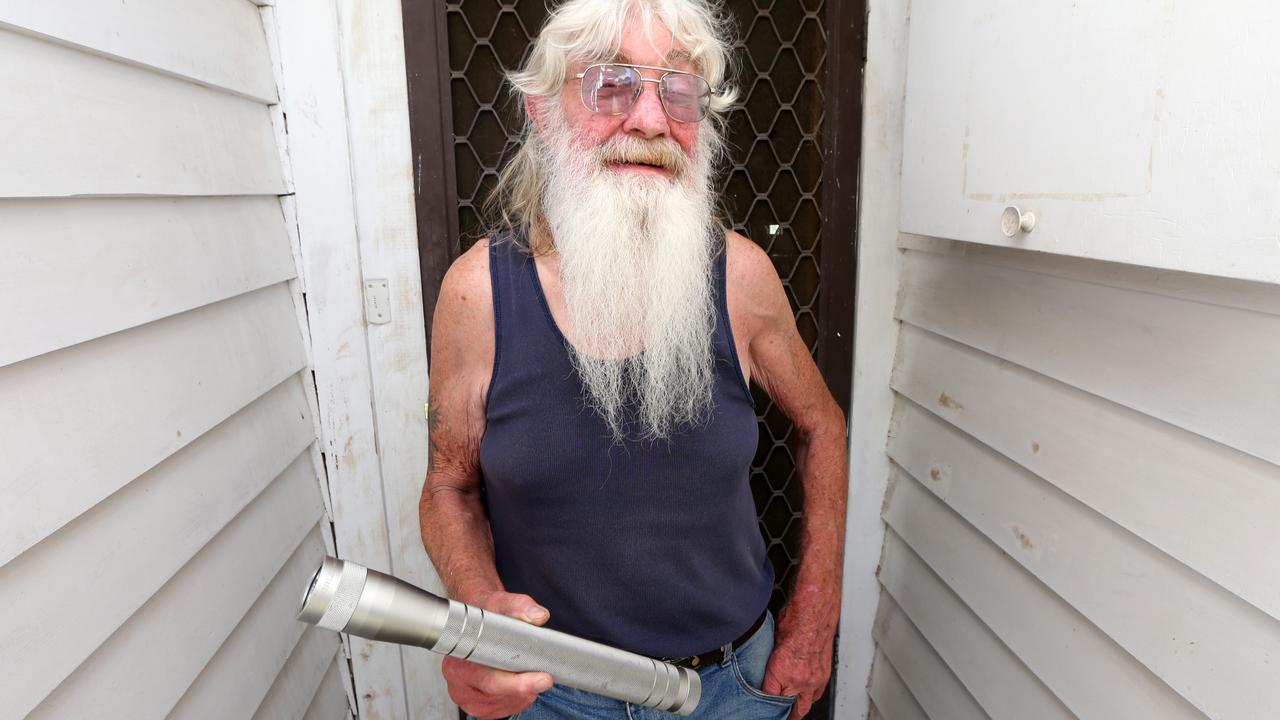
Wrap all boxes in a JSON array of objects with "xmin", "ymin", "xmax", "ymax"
[{"xmin": 659, "ymin": 609, "xmax": 768, "ymax": 670}]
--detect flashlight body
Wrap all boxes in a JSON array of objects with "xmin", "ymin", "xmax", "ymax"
[
  {"xmin": 298, "ymin": 557, "xmax": 701, "ymax": 715},
  {"xmin": 433, "ymin": 599, "xmax": 697, "ymax": 711}
]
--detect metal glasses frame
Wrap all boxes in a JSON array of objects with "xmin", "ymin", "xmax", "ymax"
[{"xmin": 572, "ymin": 63, "xmax": 719, "ymax": 123}]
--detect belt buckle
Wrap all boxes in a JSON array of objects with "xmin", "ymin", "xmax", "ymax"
[
  {"xmin": 662, "ymin": 640, "xmax": 735, "ymax": 670},
  {"xmin": 660, "ymin": 654, "xmax": 702, "ymax": 669}
]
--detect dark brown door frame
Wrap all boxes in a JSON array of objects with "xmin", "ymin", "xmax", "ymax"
[
  {"xmin": 403, "ymin": 0, "xmax": 460, "ymax": 351},
  {"xmin": 816, "ymin": 0, "xmax": 866, "ymax": 423}
]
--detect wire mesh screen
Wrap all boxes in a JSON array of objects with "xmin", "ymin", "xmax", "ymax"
[{"xmin": 445, "ymin": 0, "xmax": 827, "ymax": 613}]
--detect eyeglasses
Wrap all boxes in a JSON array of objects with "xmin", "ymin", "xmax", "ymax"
[{"xmin": 573, "ymin": 63, "xmax": 717, "ymax": 123}]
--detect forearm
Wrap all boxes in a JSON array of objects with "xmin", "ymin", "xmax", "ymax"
[
  {"xmin": 783, "ymin": 408, "xmax": 848, "ymax": 634},
  {"xmin": 759, "ymin": 406, "xmax": 847, "ymax": 709},
  {"xmin": 420, "ymin": 472, "xmax": 503, "ymax": 604}
]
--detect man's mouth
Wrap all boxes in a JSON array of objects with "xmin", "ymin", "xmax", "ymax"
[
  {"xmin": 594, "ymin": 137, "xmax": 688, "ymax": 178},
  {"xmin": 607, "ymin": 159, "xmax": 673, "ymax": 175}
]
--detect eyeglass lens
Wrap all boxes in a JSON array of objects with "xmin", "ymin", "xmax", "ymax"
[{"xmin": 580, "ymin": 65, "xmax": 711, "ymax": 123}]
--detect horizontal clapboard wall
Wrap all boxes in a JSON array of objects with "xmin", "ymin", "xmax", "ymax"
[
  {"xmin": 0, "ymin": 2, "xmax": 349, "ymax": 718},
  {"xmin": 870, "ymin": 237, "xmax": 1280, "ymax": 720}
]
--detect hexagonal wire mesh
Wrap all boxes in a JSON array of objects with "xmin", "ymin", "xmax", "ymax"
[{"xmin": 445, "ymin": 0, "xmax": 826, "ymax": 614}]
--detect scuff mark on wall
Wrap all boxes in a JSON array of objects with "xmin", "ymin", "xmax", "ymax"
[{"xmin": 1012, "ymin": 525, "xmax": 1035, "ymax": 552}]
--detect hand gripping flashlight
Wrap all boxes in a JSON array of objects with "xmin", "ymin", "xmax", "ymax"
[{"xmin": 297, "ymin": 557, "xmax": 702, "ymax": 715}]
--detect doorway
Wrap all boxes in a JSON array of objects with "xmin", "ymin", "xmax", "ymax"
[{"xmin": 402, "ymin": 1, "xmax": 864, "ymax": 715}]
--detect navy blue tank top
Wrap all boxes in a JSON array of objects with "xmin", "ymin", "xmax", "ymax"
[{"xmin": 479, "ymin": 232, "xmax": 773, "ymax": 657}]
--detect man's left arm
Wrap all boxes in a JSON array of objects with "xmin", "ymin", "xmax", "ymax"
[{"xmin": 731, "ymin": 235, "xmax": 848, "ymax": 719}]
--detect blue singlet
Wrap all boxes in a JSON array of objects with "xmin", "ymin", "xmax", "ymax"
[{"xmin": 479, "ymin": 231, "xmax": 773, "ymax": 657}]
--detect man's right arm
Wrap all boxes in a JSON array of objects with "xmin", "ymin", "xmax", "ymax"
[
  {"xmin": 420, "ymin": 241, "xmax": 553, "ymax": 719},
  {"xmin": 420, "ymin": 240, "xmax": 501, "ymax": 603}
]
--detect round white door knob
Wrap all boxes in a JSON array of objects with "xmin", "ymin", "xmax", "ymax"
[{"xmin": 1001, "ymin": 206, "xmax": 1036, "ymax": 237}]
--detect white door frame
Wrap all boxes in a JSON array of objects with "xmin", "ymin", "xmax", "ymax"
[
  {"xmin": 834, "ymin": 0, "xmax": 911, "ymax": 716},
  {"xmin": 268, "ymin": 0, "xmax": 452, "ymax": 717}
]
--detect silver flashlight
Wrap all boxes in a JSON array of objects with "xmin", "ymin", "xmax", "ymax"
[{"xmin": 297, "ymin": 556, "xmax": 701, "ymax": 715}]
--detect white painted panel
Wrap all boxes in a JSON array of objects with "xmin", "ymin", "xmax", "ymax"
[
  {"xmin": 882, "ymin": 470, "xmax": 1206, "ymax": 720},
  {"xmin": 28, "ymin": 468, "xmax": 325, "ymax": 719},
  {"xmin": 304, "ymin": 659, "xmax": 355, "ymax": 720},
  {"xmin": 169, "ymin": 528, "xmax": 327, "ymax": 719},
  {"xmin": 0, "ymin": 27, "xmax": 284, "ymax": 197},
  {"xmin": 894, "ymin": 324, "xmax": 1280, "ymax": 621},
  {"xmin": 897, "ymin": 249, "xmax": 1280, "ymax": 466},
  {"xmin": 253, "ymin": 628, "xmax": 343, "ymax": 720},
  {"xmin": 899, "ymin": 0, "xmax": 1280, "ymax": 283},
  {"xmin": 962, "ymin": 2, "xmax": 1164, "ymax": 200},
  {"xmin": 332, "ymin": 0, "xmax": 451, "ymax": 714},
  {"xmin": 0, "ymin": 379, "xmax": 313, "ymax": 715},
  {"xmin": 0, "ymin": 196, "xmax": 295, "ymax": 367},
  {"xmin": 0, "ymin": 0, "xmax": 275, "ymax": 102},
  {"xmin": 0, "ymin": 283, "xmax": 306, "ymax": 566},
  {"xmin": 271, "ymin": 0, "xmax": 408, "ymax": 714},
  {"xmin": 868, "ymin": 652, "xmax": 928, "ymax": 720},
  {"xmin": 888, "ymin": 403, "xmax": 1280, "ymax": 719},
  {"xmin": 873, "ymin": 593, "xmax": 988, "ymax": 720},
  {"xmin": 879, "ymin": 532, "xmax": 1073, "ymax": 720}
]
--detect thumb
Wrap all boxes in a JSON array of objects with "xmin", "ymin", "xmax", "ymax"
[{"xmin": 485, "ymin": 592, "xmax": 551, "ymax": 626}]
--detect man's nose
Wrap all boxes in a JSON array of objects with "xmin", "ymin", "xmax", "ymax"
[{"xmin": 621, "ymin": 82, "xmax": 671, "ymax": 139}]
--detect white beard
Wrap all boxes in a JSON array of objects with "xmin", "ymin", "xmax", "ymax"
[{"xmin": 538, "ymin": 110, "xmax": 720, "ymax": 442}]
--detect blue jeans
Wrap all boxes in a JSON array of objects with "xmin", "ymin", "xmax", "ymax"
[{"xmin": 492, "ymin": 611, "xmax": 795, "ymax": 720}]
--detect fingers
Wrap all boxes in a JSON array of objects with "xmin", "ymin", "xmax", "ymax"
[
  {"xmin": 443, "ymin": 591, "xmax": 552, "ymax": 717},
  {"xmin": 442, "ymin": 657, "xmax": 553, "ymax": 719},
  {"xmin": 764, "ymin": 666, "xmax": 817, "ymax": 719},
  {"xmin": 473, "ymin": 667, "xmax": 553, "ymax": 698},
  {"xmin": 772, "ymin": 683, "xmax": 814, "ymax": 719},
  {"xmin": 481, "ymin": 591, "xmax": 551, "ymax": 626},
  {"xmin": 761, "ymin": 669, "xmax": 785, "ymax": 698}
]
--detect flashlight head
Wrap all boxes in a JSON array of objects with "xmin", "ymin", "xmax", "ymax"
[{"xmin": 297, "ymin": 556, "xmax": 450, "ymax": 648}]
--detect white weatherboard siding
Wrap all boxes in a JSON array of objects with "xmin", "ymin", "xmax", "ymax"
[
  {"xmin": 0, "ymin": 4, "xmax": 350, "ymax": 719},
  {"xmin": 855, "ymin": 0, "xmax": 1280, "ymax": 717},
  {"xmin": 868, "ymin": 650, "xmax": 928, "ymax": 720},
  {"xmin": 876, "ymin": 244, "xmax": 1280, "ymax": 719},
  {"xmin": 0, "ymin": 28, "xmax": 284, "ymax": 198},
  {"xmin": 881, "ymin": 247, "xmax": 1280, "ymax": 719},
  {"xmin": 0, "ymin": 0, "xmax": 278, "ymax": 102}
]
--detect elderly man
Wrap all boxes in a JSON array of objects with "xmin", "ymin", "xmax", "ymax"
[{"xmin": 420, "ymin": 1, "xmax": 847, "ymax": 717}]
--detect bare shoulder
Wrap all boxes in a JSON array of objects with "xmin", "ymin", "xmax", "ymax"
[
  {"xmin": 432, "ymin": 239, "xmax": 494, "ymax": 371},
  {"xmin": 725, "ymin": 229, "xmax": 782, "ymax": 295},
  {"xmin": 724, "ymin": 229, "xmax": 790, "ymax": 342},
  {"xmin": 439, "ymin": 239, "xmax": 492, "ymax": 307}
]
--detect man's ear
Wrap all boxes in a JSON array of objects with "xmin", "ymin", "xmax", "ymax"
[{"xmin": 525, "ymin": 95, "xmax": 547, "ymax": 135}]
